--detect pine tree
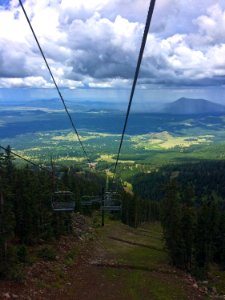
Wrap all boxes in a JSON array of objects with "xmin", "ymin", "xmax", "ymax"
[
  {"xmin": 180, "ymin": 185, "xmax": 196, "ymax": 271},
  {"xmin": 3, "ymin": 146, "xmax": 14, "ymax": 181},
  {"xmin": 161, "ymin": 180, "xmax": 184, "ymax": 267}
]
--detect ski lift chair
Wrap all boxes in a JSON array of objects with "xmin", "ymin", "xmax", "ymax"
[
  {"xmin": 104, "ymin": 191, "xmax": 121, "ymax": 204},
  {"xmin": 102, "ymin": 191, "xmax": 122, "ymax": 212},
  {"xmin": 52, "ymin": 191, "xmax": 75, "ymax": 212}
]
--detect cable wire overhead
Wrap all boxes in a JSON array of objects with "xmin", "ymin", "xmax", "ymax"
[
  {"xmin": 113, "ymin": 0, "xmax": 157, "ymax": 176},
  {"xmin": 18, "ymin": 0, "xmax": 90, "ymax": 164}
]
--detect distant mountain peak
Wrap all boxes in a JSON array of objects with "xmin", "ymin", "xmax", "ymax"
[{"xmin": 163, "ymin": 97, "xmax": 225, "ymax": 115}]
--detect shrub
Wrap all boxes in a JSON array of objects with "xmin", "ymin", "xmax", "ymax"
[{"xmin": 37, "ymin": 245, "xmax": 56, "ymax": 261}]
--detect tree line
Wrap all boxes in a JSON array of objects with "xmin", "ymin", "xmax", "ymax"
[
  {"xmin": 0, "ymin": 146, "xmax": 104, "ymax": 279},
  {"xmin": 132, "ymin": 161, "xmax": 225, "ymax": 279},
  {"xmin": 161, "ymin": 180, "xmax": 225, "ymax": 279}
]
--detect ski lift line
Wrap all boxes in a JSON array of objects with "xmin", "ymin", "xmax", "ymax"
[
  {"xmin": 113, "ymin": 0, "xmax": 157, "ymax": 176},
  {"xmin": 0, "ymin": 145, "xmax": 50, "ymax": 174},
  {"xmin": 18, "ymin": 0, "xmax": 91, "ymax": 164}
]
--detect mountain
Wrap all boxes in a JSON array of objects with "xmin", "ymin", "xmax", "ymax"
[
  {"xmin": 0, "ymin": 98, "xmax": 126, "ymax": 112},
  {"xmin": 163, "ymin": 97, "xmax": 225, "ymax": 114}
]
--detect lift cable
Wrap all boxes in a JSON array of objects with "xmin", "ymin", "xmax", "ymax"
[
  {"xmin": 0, "ymin": 145, "xmax": 52, "ymax": 174},
  {"xmin": 113, "ymin": 0, "xmax": 157, "ymax": 177},
  {"xmin": 18, "ymin": 0, "xmax": 91, "ymax": 164}
]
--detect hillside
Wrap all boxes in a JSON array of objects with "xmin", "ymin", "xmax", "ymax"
[
  {"xmin": 150, "ymin": 131, "xmax": 172, "ymax": 140},
  {"xmin": 163, "ymin": 97, "xmax": 225, "ymax": 114},
  {"xmin": 0, "ymin": 218, "xmax": 207, "ymax": 300}
]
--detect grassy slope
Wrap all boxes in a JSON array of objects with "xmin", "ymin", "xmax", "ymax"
[
  {"xmin": 0, "ymin": 216, "xmax": 209, "ymax": 300},
  {"xmin": 94, "ymin": 219, "xmax": 206, "ymax": 300}
]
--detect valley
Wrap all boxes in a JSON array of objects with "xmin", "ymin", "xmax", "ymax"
[
  {"xmin": 1, "ymin": 107, "xmax": 225, "ymax": 178},
  {"xmin": 1, "ymin": 0, "xmax": 225, "ymax": 298}
]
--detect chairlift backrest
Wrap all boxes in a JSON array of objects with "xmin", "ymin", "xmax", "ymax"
[
  {"xmin": 102, "ymin": 191, "xmax": 121, "ymax": 212},
  {"xmin": 52, "ymin": 191, "xmax": 75, "ymax": 212},
  {"xmin": 104, "ymin": 191, "xmax": 121, "ymax": 204}
]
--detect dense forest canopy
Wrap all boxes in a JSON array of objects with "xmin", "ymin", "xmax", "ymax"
[
  {"xmin": 0, "ymin": 146, "xmax": 159, "ymax": 279},
  {"xmin": 132, "ymin": 160, "xmax": 225, "ymax": 201}
]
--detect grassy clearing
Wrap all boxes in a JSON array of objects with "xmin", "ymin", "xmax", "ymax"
[
  {"xmin": 97, "ymin": 154, "xmax": 135, "ymax": 164},
  {"xmin": 96, "ymin": 154, "xmax": 115, "ymax": 163},
  {"xmin": 208, "ymin": 264, "xmax": 225, "ymax": 295},
  {"xmin": 96, "ymin": 221, "xmax": 205, "ymax": 300},
  {"xmin": 51, "ymin": 131, "xmax": 121, "ymax": 142},
  {"xmin": 103, "ymin": 223, "xmax": 166, "ymax": 268},
  {"xmin": 131, "ymin": 132, "xmax": 213, "ymax": 150},
  {"xmin": 106, "ymin": 269, "xmax": 191, "ymax": 300}
]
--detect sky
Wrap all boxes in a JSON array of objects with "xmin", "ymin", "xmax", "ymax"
[{"xmin": 0, "ymin": 0, "xmax": 225, "ymax": 104}]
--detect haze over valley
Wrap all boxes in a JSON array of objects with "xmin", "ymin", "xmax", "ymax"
[{"xmin": 1, "ymin": 96, "xmax": 225, "ymax": 177}]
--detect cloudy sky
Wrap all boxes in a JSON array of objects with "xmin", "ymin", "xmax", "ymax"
[{"xmin": 0, "ymin": 0, "xmax": 225, "ymax": 104}]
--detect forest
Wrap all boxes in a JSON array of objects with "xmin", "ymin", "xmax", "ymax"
[
  {"xmin": 1, "ymin": 145, "xmax": 225, "ymax": 282},
  {"xmin": 0, "ymin": 146, "xmax": 158, "ymax": 280},
  {"xmin": 133, "ymin": 161, "xmax": 225, "ymax": 278}
]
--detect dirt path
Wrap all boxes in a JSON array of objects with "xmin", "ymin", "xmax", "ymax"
[{"xmin": 0, "ymin": 220, "xmax": 207, "ymax": 300}]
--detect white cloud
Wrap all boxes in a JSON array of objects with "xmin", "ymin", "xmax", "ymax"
[
  {"xmin": 0, "ymin": 0, "xmax": 225, "ymax": 89},
  {"xmin": 196, "ymin": 4, "xmax": 225, "ymax": 43},
  {"xmin": 0, "ymin": 76, "xmax": 53, "ymax": 88},
  {"xmin": 207, "ymin": 44, "xmax": 225, "ymax": 72}
]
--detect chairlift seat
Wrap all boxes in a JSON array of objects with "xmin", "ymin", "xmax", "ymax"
[
  {"xmin": 103, "ymin": 190, "xmax": 121, "ymax": 212},
  {"xmin": 101, "ymin": 205, "xmax": 121, "ymax": 211},
  {"xmin": 104, "ymin": 191, "xmax": 121, "ymax": 205}
]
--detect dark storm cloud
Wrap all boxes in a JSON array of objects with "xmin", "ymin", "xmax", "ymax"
[
  {"xmin": 0, "ymin": 40, "xmax": 32, "ymax": 78},
  {"xmin": 68, "ymin": 48, "xmax": 136, "ymax": 80},
  {"xmin": 63, "ymin": 14, "xmax": 142, "ymax": 81}
]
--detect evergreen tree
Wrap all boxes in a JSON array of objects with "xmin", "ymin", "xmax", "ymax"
[
  {"xmin": 3, "ymin": 146, "xmax": 14, "ymax": 181},
  {"xmin": 161, "ymin": 180, "xmax": 184, "ymax": 267},
  {"xmin": 193, "ymin": 203, "xmax": 210, "ymax": 279},
  {"xmin": 180, "ymin": 185, "xmax": 196, "ymax": 271}
]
